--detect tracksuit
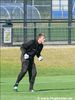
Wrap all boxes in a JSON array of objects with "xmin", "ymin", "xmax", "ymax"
[{"xmin": 14, "ymin": 40, "xmax": 43, "ymax": 90}]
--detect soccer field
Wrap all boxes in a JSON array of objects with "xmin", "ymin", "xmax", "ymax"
[
  {"xmin": 1, "ymin": 76, "xmax": 75, "ymax": 100},
  {"xmin": 1, "ymin": 46, "xmax": 75, "ymax": 100}
]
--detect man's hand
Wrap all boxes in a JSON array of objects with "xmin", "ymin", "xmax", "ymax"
[
  {"xmin": 24, "ymin": 54, "xmax": 29, "ymax": 59},
  {"xmin": 38, "ymin": 56, "xmax": 43, "ymax": 61}
]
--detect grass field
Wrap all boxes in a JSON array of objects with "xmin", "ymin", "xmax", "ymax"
[{"xmin": 1, "ymin": 46, "xmax": 75, "ymax": 100}]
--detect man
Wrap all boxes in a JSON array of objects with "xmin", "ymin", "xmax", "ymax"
[{"xmin": 14, "ymin": 33, "xmax": 45, "ymax": 92}]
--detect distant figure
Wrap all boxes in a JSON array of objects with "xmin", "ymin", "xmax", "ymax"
[{"xmin": 14, "ymin": 33, "xmax": 45, "ymax": 92}]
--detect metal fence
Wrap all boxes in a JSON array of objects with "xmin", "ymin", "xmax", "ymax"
[{"xmin": 0, "ymin": 0, "xmax": 75, "ymax": 46}]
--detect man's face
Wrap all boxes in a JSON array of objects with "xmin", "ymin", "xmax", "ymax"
[{"xmin": 39, "ymin": 36, "xmax": 45, "ymax": 44}]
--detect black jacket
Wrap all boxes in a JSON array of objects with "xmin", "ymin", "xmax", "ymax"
[{"xmin": 20, "ymin": 40, "xmax": 43, "ymax": 61}]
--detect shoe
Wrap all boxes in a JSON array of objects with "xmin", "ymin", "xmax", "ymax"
[
  {"xmin": 13, "ymin": 83, "xmax": 18, "ymax": 92},
  {"xmin": 29, "ymin": 89, "xmax": 35, "ymax": 93},
  {"xmin": 14, "ymin": 86, "xmax": 18, "ymax": 92}
]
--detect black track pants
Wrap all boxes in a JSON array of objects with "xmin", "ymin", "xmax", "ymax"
[{"xmin": 15, "ymin": 59, "xmax": 37, "ymax": 90}]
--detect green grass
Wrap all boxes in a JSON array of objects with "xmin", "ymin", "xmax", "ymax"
[
  {"xmin": 1, "ymin": 46, "xmax": 75, "ymax": 100},
  {"xmin": 1, "ymin": 76, "xmax": 75, "ymax": 100},
  {"xmin": 1, "ymin": 46, "xmax": 75, "ymax": 77}
]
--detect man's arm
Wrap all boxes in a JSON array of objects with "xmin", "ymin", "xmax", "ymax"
[
  {"xmin": 36, "ymin": 44, "xmax": 43, "ymax": 59},
  {"xmin": 20, "ymin": 40, "xmax": 34, "ymax": 55}
]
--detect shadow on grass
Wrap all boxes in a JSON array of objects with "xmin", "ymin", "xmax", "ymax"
[{"xmin": 36, "ymin": 88, "xmax": 75, "ymax": 92}]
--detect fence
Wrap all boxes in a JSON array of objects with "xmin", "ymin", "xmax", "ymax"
[{"xmin": 0, "ymin": 0, "xmax": 75, "ymax": 46}]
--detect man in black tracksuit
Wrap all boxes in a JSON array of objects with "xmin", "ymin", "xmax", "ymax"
[{"xmin": 14, "ymin": 33, "xmax": 45, "ymax": 92}]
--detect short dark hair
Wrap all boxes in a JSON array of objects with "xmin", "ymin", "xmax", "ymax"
[
  {"xmin": 37, "ymin": 33, "xmax": 45, "ymax": 40},
  {"xmin": 38, "ymin": 33, "xmax": 45, "ymax": 37}
]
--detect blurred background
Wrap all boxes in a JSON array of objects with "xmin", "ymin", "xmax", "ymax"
[{"xmin": 0, "ymin": 0, "xmax": 75, "ymax": 46}]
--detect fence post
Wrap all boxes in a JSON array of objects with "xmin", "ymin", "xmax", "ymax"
[
  {"xmin": 34, "ymin": 22, "xmax": 37, "ymax": 39},
  {"xmin": 48, "ymin": 21, "xmax": 51, "ymax": 41},
  {"xmin": 24, "ymin": 0, "xmax": 27, "ymax": 42},
  {"xmin": 68, "ymin": 0, "xmax": 72, "ymax": 44}
]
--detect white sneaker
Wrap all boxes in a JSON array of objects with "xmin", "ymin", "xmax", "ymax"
[
  {"xmin": 30, "ymin": 89, "xmax": 34, "ymax": 93},
  {"xmin": 14, "ymin": 86, "xmax": 18, "ymax": 91}
]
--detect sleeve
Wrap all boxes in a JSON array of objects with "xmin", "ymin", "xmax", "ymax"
[
  {"xmin": 36, "ymin": 44, "xmax": 43, "ymax": 58},
  {"xmin": 20, "ymin": 40, "xmax": 34, "ymax": 55}
]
